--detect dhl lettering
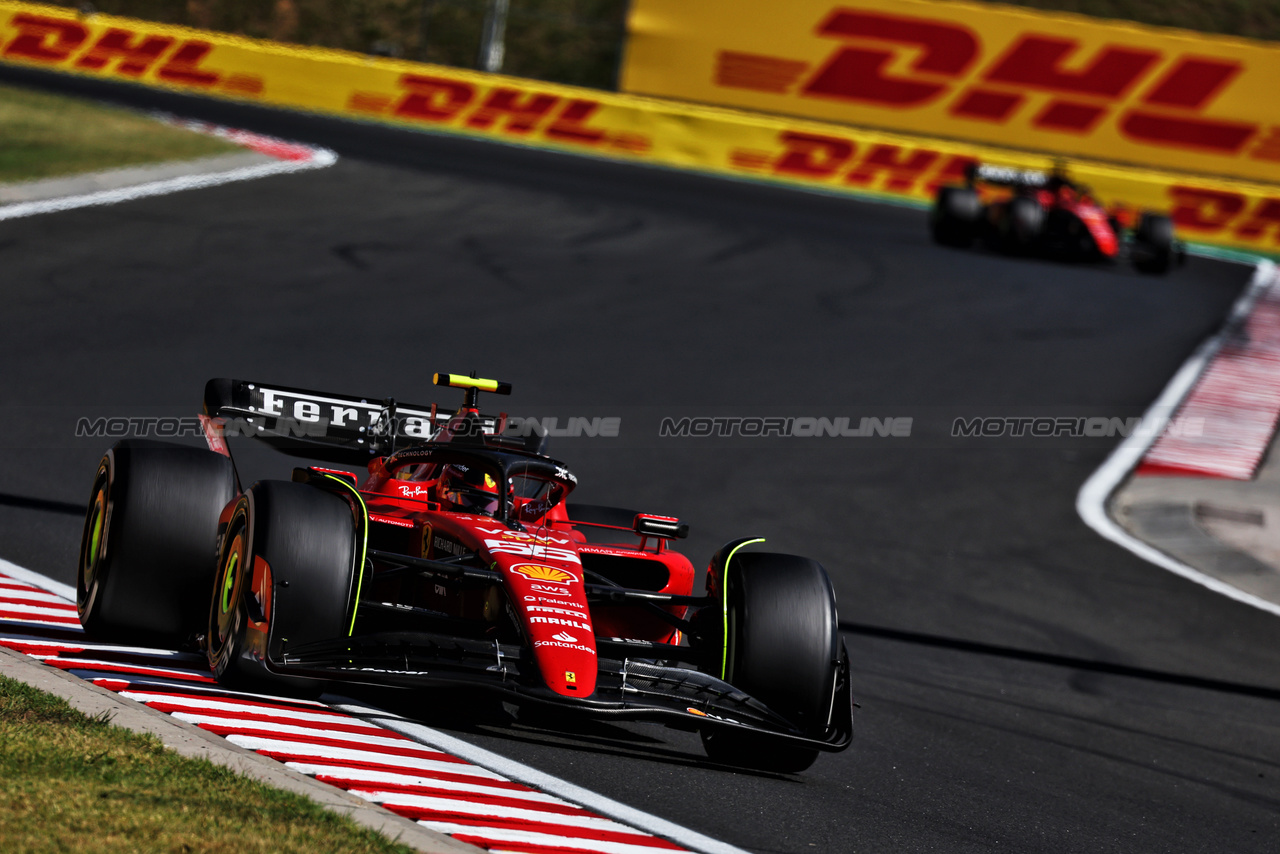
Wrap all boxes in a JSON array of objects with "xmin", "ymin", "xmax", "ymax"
[
  {"xmin": 544, "ymin": 99, "xmax": 608, "ymax": 145},
  {"xmin": 1168, "ymin": 187, "xmax": 1247, "ymax": 232},
  {"xmin": 1116, "ymin": 55, "xmax": 1256, "ymax": 152},
  {"xmin": 156, "ymin": 40, "xmax": 220, "ymax": 87},
  {"xmin": 923, "ymin": 155, "xmax": 979, "ymax": 195},
  {"xmin": 0, "ymin": 14, "xmax": 256, "ymax": 94},
  {"xmin": 705, "ymin": 5, "xmax": 1266, "ymax": 162},
  {"xmin": 75, "ymin": 29, "xmax": 173, "ymax": 76},
  {"xmin": 369, "ymin": 77, "xmax": 614, "ymax": 148},
  {"xmin": 394, "ymin": 74, "xmax": 474, "ymax": 122},
  {"xmin": 845, "ymin": 144, "xmax": 939, "ymax": 191},
  {"xmin": 774, "ymin": 131, "xmax": 854, "ymax": 178},
  {"xmin": 1165, "ymin": 186, "xmax": 1280, "ymax": 247},
  {"xmin": 465, "ymin": 87, "xmax": 559, "ymax": 134},
  {"xmin": 1143, "ymin": 57, "xmax": 1241, "ymax": 108},
  {"xmin": 1250, "ymin": 128, "xmax": 1280, "ymax": 162},
  {"xmin": 1233, "ymin": 199, "xmax": 1280, "ymax": 242},
  {"xmin": 803, "ymin": 10, "xmax": 978, "ymax": 107},
  {"xmin": 982, "ymin": 37, "xmax": 1158, "ymax": 99},
  {"xmin": 949, "ymin": 88, "xmax": 1022, "ymax": 122},
  {"xmin": 762, "ymin": 132, "xmax": 968, "ymax": 197},
  {"xmin": 3, "ymin": 13, "xmax": 86, "ymax": 61},
  {"xmin": 1120, "ymin": 111, "xmax": 1256, "ymax": 153}
]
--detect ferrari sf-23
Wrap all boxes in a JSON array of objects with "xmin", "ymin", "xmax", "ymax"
[
  {"xmin": 76, "ymin": 374, "xmax": 853, "ymax": 772},
  {"xmin": 931, "ymin": 163, "xmax": 1184, "ymax": 273}
]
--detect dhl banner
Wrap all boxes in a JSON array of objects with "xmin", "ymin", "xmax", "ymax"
[
  {"xmin": 622, "ymin": 0, "xmax": 1280, "ymax": 187},
  {"xmin": 1, "ymin": 0, "xmax": 1279, "ymax": 257}
]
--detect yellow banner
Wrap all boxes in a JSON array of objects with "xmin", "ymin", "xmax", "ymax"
[
  {"xmin": 623, "ymin": 0, "xmax": 1280, "ymax": 186},
  {"xmin": 1, "ymin": 0, "xmax": 1278, "ymax": 257}
]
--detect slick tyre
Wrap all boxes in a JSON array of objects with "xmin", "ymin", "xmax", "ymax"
[
  {"xmin": 701, "ymin": 552, "xmax": 840, "ymax": 773},
  {"xmin": 1002, "ymin": 196, "xmax": 1045, "ymax": 253},
  {"xmin": 930, "ymin": 187, "xmax": 980, "ymax": 247},
  {"xmin": 77, "ymin": 440, "xmax": 236, "ymax": 644},
  {"xmin": 1132, "ymin": 213, "xmax": 1175, "ymax": 274},
  {"xmin": 207, "ymin": 480, "xmax": 359, "ymax": 696}
]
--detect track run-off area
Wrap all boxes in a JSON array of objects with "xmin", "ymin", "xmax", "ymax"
[{"xmin": 1, "ymin": 66, "xmax": 1278, "ymax": 853}]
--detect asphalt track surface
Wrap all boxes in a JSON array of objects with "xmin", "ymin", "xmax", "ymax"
[{"xmin": 1, "ymin": 67, "xmax": 1278, "ymax": 853}]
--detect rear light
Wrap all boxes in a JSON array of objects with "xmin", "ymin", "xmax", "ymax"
[{"xmin": 633, "ymin": 514, "xmax": 688, "ymax": 539}]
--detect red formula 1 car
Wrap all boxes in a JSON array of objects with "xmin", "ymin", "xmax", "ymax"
[
  {"xmin": 930, "ymin": 163, "xmax": 1184, "ymax": 274},
  {"xmin": 76, "ymin": 374, "xmax": 853, "ymax": 772}
]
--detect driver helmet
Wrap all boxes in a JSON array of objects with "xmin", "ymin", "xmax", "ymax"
[{"xmin": 437, "ymin": 465, "xmax": 500, "ymax": 515}]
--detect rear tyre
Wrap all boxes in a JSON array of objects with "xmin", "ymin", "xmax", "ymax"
[
  {"xmin": 930, "ymin": 187, "xmax": 980, "ymax": 247},
  {"xmin": 207, "ymin": 480, "xmax": 359, "ymax": 695},
  {"xmin": 701, "ymin": 552, "xmax": 839, "ymax": 773},
  {"xmin": 77, "ymin": 440, "xmax": 236, "ymax": 644},
  {"xmin": 1132, "ymin": 213, "xmax": 1174, "ymax": 274},
  {"xmin": 1002, "ymin": 196, "xmax": 1044, "ymax": 253}
]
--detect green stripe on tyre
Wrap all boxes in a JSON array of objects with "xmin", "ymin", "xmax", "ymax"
[{"xmin": 220, "ymin": 550, "xmax": 239, "ymax": 614}]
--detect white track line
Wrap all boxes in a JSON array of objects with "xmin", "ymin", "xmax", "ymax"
[
  {"xmin": 0, "ymin": 558, "xmax": 76, "ymax": 601},
  {"xmin": 286, "ymin": 764, "xmax": 564, "ymax": 805},
  {"xmin": 1076, "ymin": 259, "xmax": 1280, "ymax": 618},
  {"xmin": 2, "ymin": 555, "xmax": 745, "ymax": 853},
  {"xmin": 334, "ymin": 703, "xmax": 751, "ymax": 854},
  {"xmin": 225, "ymin": 735, "xmax": 512, "ymax": 781},
  {"xmin": 0, "ymin": 150, "xmax": 336, "ymax": 221},
  {"xmin": 419, "ymin": 823, "xmax": 681, "ymax": 854}
]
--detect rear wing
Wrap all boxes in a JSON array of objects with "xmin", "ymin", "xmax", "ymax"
[
  {"xmin": 969, "ymin": 164, "xmax": 1049, "ymax": 189},
  {"xmin": 203, "ymin": 378, "xmax": 503, "ymax": 466}
]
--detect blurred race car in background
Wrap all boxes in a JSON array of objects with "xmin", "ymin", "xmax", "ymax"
[
  {"xmin": 930, "ymin": 163, "xmax": 1184, "ymax": 274},
  {"xmin": 75, "ymin": 373, "xmax": 853, "ymax": 773}
]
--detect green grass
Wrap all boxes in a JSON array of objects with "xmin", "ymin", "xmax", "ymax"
[
  {"xmin": 0, "ymin": 674, "xmax": 415, "ymax": 854},
  {"xmin": 0, "ymin": 83, "xmax": 241, "ymax": 185}
]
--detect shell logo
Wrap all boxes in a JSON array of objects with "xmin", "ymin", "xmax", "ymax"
[{"xmin": 512, "ymin": 564, "xmax": 578, "ymax": 584}]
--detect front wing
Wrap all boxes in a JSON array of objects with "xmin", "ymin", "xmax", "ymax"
[{"xmin": 273, "ymin": 631, "xmax": 853, "ymax": 752}]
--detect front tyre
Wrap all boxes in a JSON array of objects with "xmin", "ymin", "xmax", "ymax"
[
  {"xmin": 78, "ymin": 440, "xmax": 236, "ymax": 644},
  {"xmin": 701, "ymin": 552, "xmax": 840, "ymax": 773},
  {"xmin": 930, "ymin": 187, "xmax": 981, "ymax": 248},
  {"xmin": 1132, "ymin": 213, "xmax": 1175, "ymax": 274},
  {"xmin": 207, "ymin": 480, "xmax": 359, "ymax": 695}
]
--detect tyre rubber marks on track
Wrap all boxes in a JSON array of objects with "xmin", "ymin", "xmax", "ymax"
[{"xmin": 0, "ymin": 568, "xmax": 734, "ymax": 854}]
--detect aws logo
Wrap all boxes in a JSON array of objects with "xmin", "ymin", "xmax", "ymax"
[{"xmin": 511, "ymin": 564, "xmax": 579, "ymax": 584}]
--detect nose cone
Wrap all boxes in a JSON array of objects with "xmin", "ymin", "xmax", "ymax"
[
  {"xmin": 496, "ymin": 557, "xmax": 598, "ymax": 697},
  {"xmin": 529, "ymin": 627, "xmax": 598, "ymax": 697}
]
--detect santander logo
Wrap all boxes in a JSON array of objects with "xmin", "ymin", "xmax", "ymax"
[{"xmin": 552, "ymin": 631, "xmax": 577, "ymax": 643}]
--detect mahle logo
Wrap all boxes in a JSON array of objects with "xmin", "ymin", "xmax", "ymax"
[{"xmin": 511, "ymin": 564, "xmax": 578, "ymax": 584}]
